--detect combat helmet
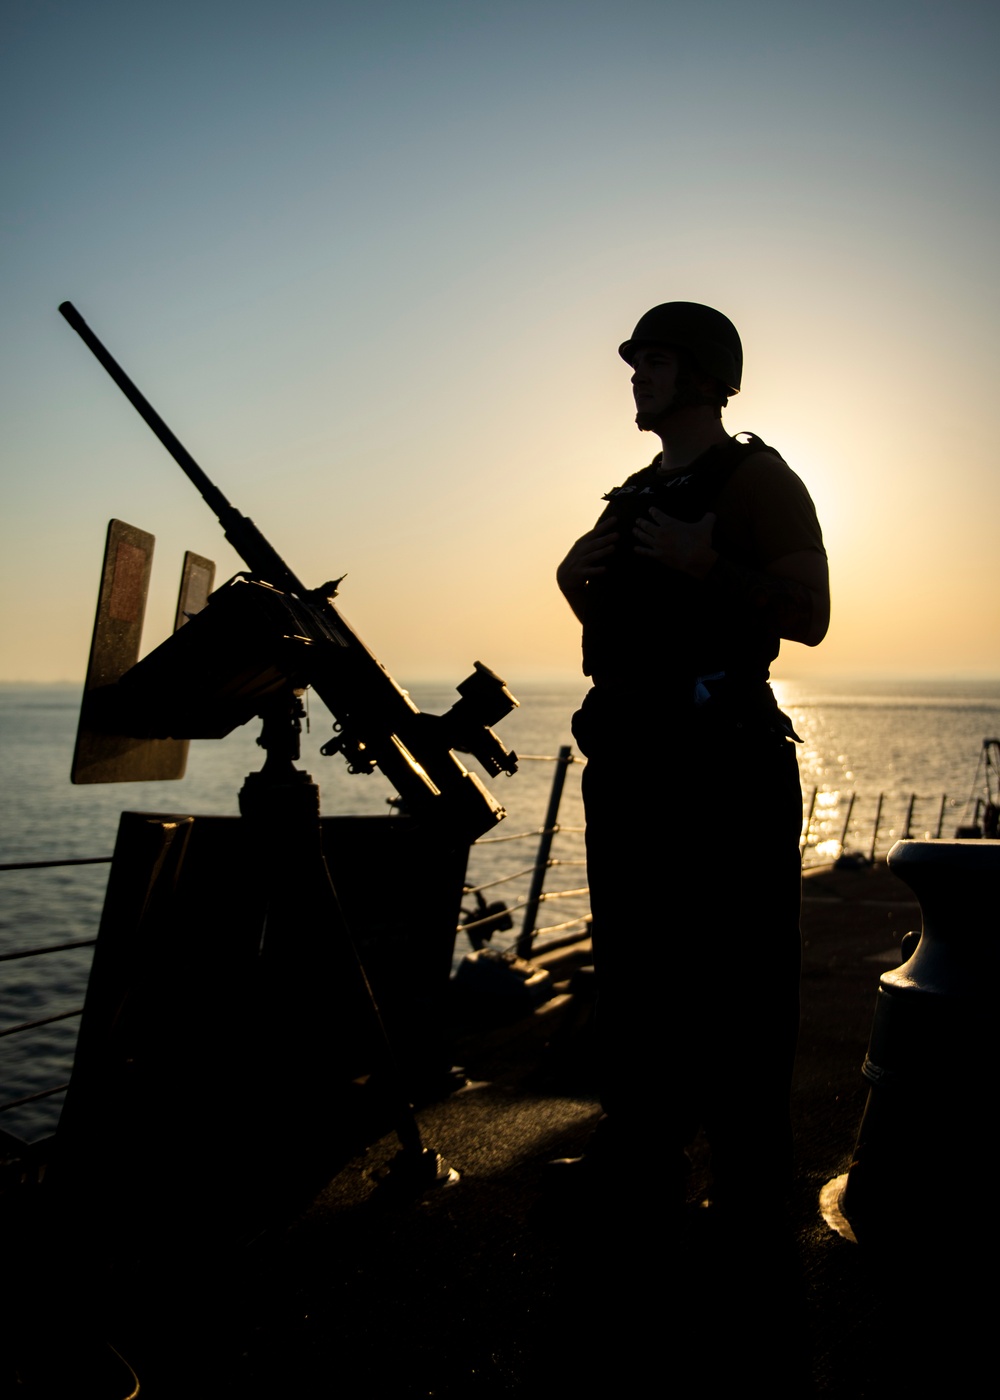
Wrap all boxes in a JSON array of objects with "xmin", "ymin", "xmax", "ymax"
[{"xmin": 618, "ymin": 302, "xmax": 742, "ymax": 396}]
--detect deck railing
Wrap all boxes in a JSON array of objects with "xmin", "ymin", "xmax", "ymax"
[
  {"xmin": 457, "ymin": 749, "xmax": 977, "ymax": 960},
  {"xmin": 798, "ymin": 787, "xmax": 963, "ymax": 865},
  {"xmin": 0, "ymin": 856, "xmax": 111, "ymax": 1129},
  {"xmin": 459, "ymin": 746, "xmax": 590, "ymax": 961},
  {"xmin": 0, "ymin": 767, "xmax": 978, "ymax": 1136}
]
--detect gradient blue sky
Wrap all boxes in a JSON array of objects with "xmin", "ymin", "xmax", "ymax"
[{"xmin": 3, "ymin": 0, "xmax": 998, "ymax": 684}]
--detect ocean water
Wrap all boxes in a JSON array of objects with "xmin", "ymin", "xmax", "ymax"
[
  {"xmin": 775, "ymin": 676, "xmax": 1000, "ymax": 856},
  {"xmin": 2, "ymin": 675, "xmax": 999, "ymax": 1145}
]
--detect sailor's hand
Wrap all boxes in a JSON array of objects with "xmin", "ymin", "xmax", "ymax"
[
  {"xmin": 557, "ymin": 516, "xmax": 619, "ymax": 620},
  {"xmin": 633, "ymin": 508, "xmax": 718, "ymax": 577},
  {"xmin": 557, "ymin": 516, "xmax": 619, "ymax": 594}
]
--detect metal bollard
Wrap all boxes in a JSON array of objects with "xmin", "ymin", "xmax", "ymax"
[{"xmin": 837, "ymin": 839, "xmax": 999, "ymax": 1252}]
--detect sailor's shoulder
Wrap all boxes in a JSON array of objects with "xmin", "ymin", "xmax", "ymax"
[
  {"xmin": 729, "ymin": 432, "xmax": 787, "ymax": 466},
  {"xmin": 726, "ymin": 437, "xmax": 811, "ymax": 493}
]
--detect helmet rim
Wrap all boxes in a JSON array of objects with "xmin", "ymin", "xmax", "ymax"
[{"xmin": 618, "ymin": 301, "xmax": 742, "ymax": 395}]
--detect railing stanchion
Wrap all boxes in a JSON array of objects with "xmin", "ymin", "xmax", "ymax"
[
  {"xmin": 516, "ymin": 745, "xmax": 573, "ymax": 959},
  {"xmin": 869, "ymin": 793, "xmax": 884, "ymax": 864},
  {"xmin": 838, "ymin": 791, "xmax": 856, "ymax": 851}
]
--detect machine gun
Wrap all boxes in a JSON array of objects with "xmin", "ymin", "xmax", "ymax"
[{"xmin": 60, "ymin": 302, "xmax": 518, "ymax": 842}]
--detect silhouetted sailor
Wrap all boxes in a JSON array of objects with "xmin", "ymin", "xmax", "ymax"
[{"xmin": 555, "ymin": 302, "xmax": 829, "ymax": 1207}]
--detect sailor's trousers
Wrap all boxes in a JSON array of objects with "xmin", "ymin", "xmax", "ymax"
[{"xmin": 573, "ymin": 685, "xmax": 803, "ymax": 1199}]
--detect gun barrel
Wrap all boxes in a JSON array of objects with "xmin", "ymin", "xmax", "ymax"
[
  {"xmin": 59, "ymin": 302, "xmax": 304, "ymax": 595},
  {"xmin": 59, "ymin": 303, "xmax": 231, "ymax": 515}
]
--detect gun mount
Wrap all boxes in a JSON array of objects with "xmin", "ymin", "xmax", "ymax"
[{"xmin": 61, "ymin": 302, "xmax": 518, "ymax": 843}]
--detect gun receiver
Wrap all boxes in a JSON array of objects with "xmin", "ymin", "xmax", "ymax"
[{"xmin": 60, "ymin": 302, "xmax": 518, "ymax": 841}]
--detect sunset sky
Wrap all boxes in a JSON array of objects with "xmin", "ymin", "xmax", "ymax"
[{"xmin": 2, "ymin": 0, "xmax": 998, "ymax": 688}]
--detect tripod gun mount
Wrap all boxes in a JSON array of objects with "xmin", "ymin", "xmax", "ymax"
[{"xmin": 59, "ymin": 302, "xmax": 519, "ymax": 843}]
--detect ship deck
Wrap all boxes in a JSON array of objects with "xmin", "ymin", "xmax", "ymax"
[{"xmin": 8, "ymin": 860, "xmax": 990, "ymax": 1396}]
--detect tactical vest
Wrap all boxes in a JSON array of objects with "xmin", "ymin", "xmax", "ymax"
[{"xmin": 582, "ymin": 433, "xmax": 782, "ymax": 693}]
